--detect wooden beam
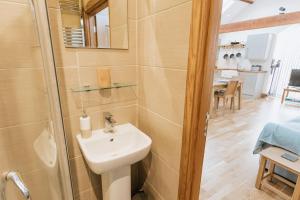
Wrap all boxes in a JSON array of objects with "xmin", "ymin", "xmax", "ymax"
[
  {"xmin": 178, "ymin": 0, "xmax": 222, "ymax": 200},
  {"xmin": 240, "ymin": 0, "xmax": 255, "ymax": 4},
  {"xmin": 220, "ymin": 11, "xmax": 300, "ymax": 33}
]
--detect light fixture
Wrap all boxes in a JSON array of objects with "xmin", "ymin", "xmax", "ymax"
[{"xmin": 279, "ymin": 6, "xmax": 287, "ymax": 14}]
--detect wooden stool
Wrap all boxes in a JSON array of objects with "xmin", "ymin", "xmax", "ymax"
[
  {"xmin": 281, "ymin": 86, "xmax": 300, "ymax": 104},
  {"xmin": 256, "ymin": 147, "xmax": 300, "ymax": 200}
]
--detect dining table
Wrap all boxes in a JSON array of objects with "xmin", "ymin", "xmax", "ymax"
[{"xmin": 210, "ymin": 79, "xmax": 243, "ymax": 116}]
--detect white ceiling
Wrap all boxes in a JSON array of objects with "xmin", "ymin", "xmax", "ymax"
[
  {"xmin": 221, "ymin": 0, "xmax": 300, "ymax": 24},
  {"xmin": 221, "ymin": 0, "xmax": 250, "ymax": 24}
]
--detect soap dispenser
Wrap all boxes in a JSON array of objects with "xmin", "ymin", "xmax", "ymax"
[{"xmin": 80, "ymin": 111, "xmax": 92, "ymax": 138}]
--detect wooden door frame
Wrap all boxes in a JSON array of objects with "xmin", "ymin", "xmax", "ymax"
[
  {"xmin": 82, "ymin": 0, "xmax": 108, "ymax": 47},
  {"xmin": 178, "ymin": 0, "xmax": 222, "ymax": 200}
]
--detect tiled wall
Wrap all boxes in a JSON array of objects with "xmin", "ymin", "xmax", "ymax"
[
  {"xmin": 47, "ymin": 0, "xmax": 139, "ymax": 199},
  {"xmin": 0, "ymin": 0, "xmax": 61, "ymax": 199},
  {"xmin": 137, "ymin": 0, "xmax": 192, "ymax": 199},
  {"xmin": 47, "ymin": 0, "xmax": 192, "ymax": 199}
]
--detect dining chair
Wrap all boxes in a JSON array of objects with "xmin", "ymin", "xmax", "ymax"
[{"xmin": 214, "ymin": 80, "xmax": 239, "ymax": 111}]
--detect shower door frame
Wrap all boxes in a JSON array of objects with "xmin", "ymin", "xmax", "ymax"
[{"xmin": 29, "ymin": 0, "xmax": 74, "ymax": 199}]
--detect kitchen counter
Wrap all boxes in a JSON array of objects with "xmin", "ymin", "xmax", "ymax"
[{"xmin": 215, "ymin": 68, "xmax": 267, "ymax": 73}]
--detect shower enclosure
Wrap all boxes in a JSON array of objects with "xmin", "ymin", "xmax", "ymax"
[{"xmin": 0, "ymin": 0, "xmax": 73, "ymax": 199}]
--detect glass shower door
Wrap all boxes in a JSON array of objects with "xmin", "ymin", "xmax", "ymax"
[{"xmin": 0, "ymin": 0, "xmax": 72, "ymax": 199}]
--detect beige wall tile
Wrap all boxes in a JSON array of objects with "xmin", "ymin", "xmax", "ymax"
[
  {"xmin": 79, "ymin": 66, "xmax": 137, "ymax": 87},
  {"xmin": 153, "ymin": 2, "xmax": 191, "ymax": 68},
  {"xmin": 128, "ymin": 0, "xmax": 137, "ymax": 20},
  {"xmin": 137, "ymin": 17, "xmax": 156, "ymax": 67},
  {"xmin": 76, "ymin": 47, "xmax": 136, "ymax": 68},
  {"xmin": 172, "ymin": 0, "xmax": 191, "ymax": 7},
  {"xmin": 0, "ymin": 88, "xmax": 49, "ymax": 128},
  {"xmin": 48, "ymin": 8, "xmax": 78, "ymax": 68},
  {"xmin": 143, "ymin": 182, "xmax": 164, "ymax": 200},
  {"xmin": 139, "ymin": 106, "xmax": 182, "ymax": 171},
  {"xmin": 74, "ymin": 186, "xmax": 102, "ymax": 200},
  {"xmin": 69, "ymin": 156, "xmax": 92, "ymax": 195},
  {"xmin": 56, "ymin": 67, "xmax": 80, "ymax": 89},
  {"xmin": 137, "ymin": 0, "xmax": 154, "ymax": 19},
  {"xmin": 63, "ymin": 115, "xmax": 82, "ymax": 159},
  {"xmin": 137, "ymin": 2, "xmax": 191, "ymax": 69},
  {"xmin": 1, "ymin": 0, "xmax": 29, "ymax": 4},
  {"xmin": 0, "ymin": 1, "xmax": 35, "ymax": 43},
  {"xmin": 137, "ymin": 2, "xmax": 192, "ymax": 199},
  {"xmin": 110, "ymin": 25, "xmax": 129, "ymax": 49},
  {"xmin": 0, "ymin": 45, "xmax": 43, "ymax": 69},
  {"xmin": 59, "ymin": 89, "xmax": 83, "ymax": 117},
  {"xmin": 139, "ymin": 66, "xmax": 187, "ymax": 125},
  {"xmin": 22, "ymin": 170, "xmax": 54, "ymax": 200},
  {"xmin": 0, "ymin": 2, "xmax": 44, "ymax": 69},
  {"xmin": 109, "ymin": 0, "xmax": 128, "ymax": 29},
  {"xmin": 153, "ymin": 0, "xmax": 191, "ymax": 13},
  {"xmin": 142, "ymin": 153, "xmax": 179, "ymax": 200},
  {"xmin": 0, "ymin": 122, "xmax": 49, "ymax": 173},
  {"xmin": 152, "ymin": 0, "xmax": 173, "ymax": 13},
  {"xmin": 0, "ymin": 68, "xmax": 46, "ymax": 90}
]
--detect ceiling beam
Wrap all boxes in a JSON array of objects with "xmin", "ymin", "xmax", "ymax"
[
  {"xmin": 240, "ymin": 0, "xmax": 255, "ymax": 4},
  {"xmin": 220, "ymin": 11, "xmax": 300, "ymax": 33}
]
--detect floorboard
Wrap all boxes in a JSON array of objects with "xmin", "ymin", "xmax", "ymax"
[{"xmin": 200, "ymin": 97, "xmax": 300, "ymax": 200}]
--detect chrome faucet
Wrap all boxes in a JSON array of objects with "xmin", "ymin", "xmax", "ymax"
[
  {"xmin": 0, "ymin": 171, "xmax": 31, "ymax": 200},
  {"xmin": 103, "ymin": 112, "xmax": 117, "ymax": 133}
]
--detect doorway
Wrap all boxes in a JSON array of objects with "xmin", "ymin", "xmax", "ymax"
[{"xmin": 179, "ymin": 0, "xmax": 300, "ymax": 199}]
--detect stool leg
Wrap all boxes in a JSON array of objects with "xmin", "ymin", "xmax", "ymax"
[
  {"xmin": 281, "ymin": 89, "xmax": 286, "ymax": 104},
  {"xmin": 268, "ymin": 161, "xmax": 275, "ymax": 182},
  {"xmin": 292, "ymin": 176, "xmax": 300, "ymax": 200},
  {"xmin": 256, "ymin": 156, "xmax": 267, "ymax": 190}
]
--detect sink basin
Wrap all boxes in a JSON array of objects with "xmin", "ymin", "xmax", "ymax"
[
  {"xmin": 77, "ymin": 123, "xmax": 152, "ymax": 174},
  {"xmin": 77, "ymin": 123, "xmax": 151, "ymax": 200}
]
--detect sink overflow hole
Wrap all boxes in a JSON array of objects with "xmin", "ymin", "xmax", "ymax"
[{"xmin": 110, "ymin": 138, "xmax": 114, "ymax": 142}]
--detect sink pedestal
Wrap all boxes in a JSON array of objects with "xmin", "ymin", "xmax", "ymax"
[{"xmin": 102, "ymin": 166, "xmax": 131, "ymax": 200}]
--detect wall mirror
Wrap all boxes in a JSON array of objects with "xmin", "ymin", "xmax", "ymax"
[{"xmin": 59, "ymin": 0, "xmax": 128, "ymax": 49}]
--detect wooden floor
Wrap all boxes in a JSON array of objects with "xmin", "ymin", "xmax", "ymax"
[{"xmin": 200, "ymin": 97, "xmax": 300, "ymax": 200}]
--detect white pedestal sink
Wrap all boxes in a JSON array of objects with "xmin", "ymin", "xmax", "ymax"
[{"xmin": 77, "ymin": 123, "xmax": 152, "ymax": 200}]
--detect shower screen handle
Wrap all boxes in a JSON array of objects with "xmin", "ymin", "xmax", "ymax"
[{"xmin": 5, "ymin": 172, "xmax": 30, "ymax": 200}]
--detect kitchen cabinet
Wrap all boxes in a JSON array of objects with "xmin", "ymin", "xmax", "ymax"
[{"xmin": 239, "ymin": 71, "xmax": 267, "ymax": 98}]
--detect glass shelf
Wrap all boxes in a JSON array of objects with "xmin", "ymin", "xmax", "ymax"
[{"xmin": 72, "ymin": 83, "xmax": 136, "ymax": 92}]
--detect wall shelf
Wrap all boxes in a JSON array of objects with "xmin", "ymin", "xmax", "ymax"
[
  {"xmin": 72, "ymin": 83, "xmax": 136, "ymax": 92},
  {"xmin": 218, "ymin": 43, "xmax": 246, "ymax": 49}
]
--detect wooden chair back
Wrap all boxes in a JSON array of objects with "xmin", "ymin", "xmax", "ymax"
[{"xmin": 225, "ymin": 81, "xmax": 239, "ymax": 96}]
